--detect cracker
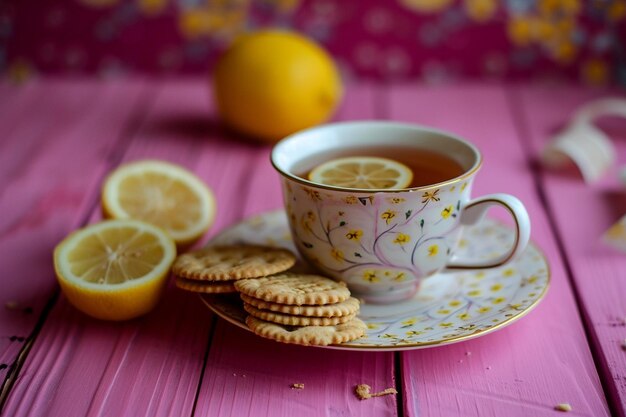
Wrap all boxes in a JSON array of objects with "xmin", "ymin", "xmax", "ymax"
[
  {"xmin": 243, "ymin": 303, "xmax": 357, "ymax": 326},
  {"xmin": 240, "ymin": 294, "xmax": 359, "ymax": 317},
  {"xmin": 172, "ymin": 245, "xmax": 296, "ymax": 281},
  {"xmin": 175, "ymin": 277, "xmax": 237, "ymax": 294},
  {"xmin": 234, "ymin": 273, "xmax": 351, "ymax": 305},
  {"xmin": 355, "ymin": 384, "xmax": 397, "ymax": 400},
  {"xmin": 245, "ymin": 316, "xmax": 366, "ymax": 346}
]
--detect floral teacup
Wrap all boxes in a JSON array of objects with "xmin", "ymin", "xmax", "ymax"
[{"xmin": 271, "ymin": 121, "xmax": 530, "ymax": 304}]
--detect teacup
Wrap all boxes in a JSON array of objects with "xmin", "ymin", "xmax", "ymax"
[{"xmin": 271, "ymin": 121, "xmax": 530, "ymax": 304}]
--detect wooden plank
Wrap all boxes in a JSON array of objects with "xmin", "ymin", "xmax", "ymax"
[
  {"xmin": 512, "ymin": 85, "xmax": 626, "ymax": 417},
  {"xmin": 386, "ymin": 85, "xmax": 610, "ymax": 416},
  {"xmin": 194, "ymin": 84, "xmax": 399, "ymax": 417},
  {"xmin": 0, "ymin": 80, "xmax": 148, "ymax": 388},
  {"xmin": 2, "ymin": 81, "xmax": 258, "ymax": 417}
]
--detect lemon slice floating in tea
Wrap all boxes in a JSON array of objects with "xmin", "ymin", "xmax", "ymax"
[
  {"xmin": 102, "ymin": 160, "xmax": 216, "ymax": 246},
  {"xmin": 53, "ymin": 219, "xmax": 177, "ymax": 321},
  {"xmin": 308, "ymin": 156, "xmax": 413, "ymax": 189}
]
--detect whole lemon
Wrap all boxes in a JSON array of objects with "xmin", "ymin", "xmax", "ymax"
[{"xmin": 213, "ymin": 30, "xmax": 343, "ymax": 143}]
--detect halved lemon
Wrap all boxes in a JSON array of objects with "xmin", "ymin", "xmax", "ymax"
[
  {"xmin": 102, "ymin": 160, "xmax": 216, "ymax": 246},
  {"xmin": 53, "ymin": 219, "xmax": 177, "ymax": 321},
  {"xmin": 308, "ymin": 156, "xmax": 413, "ymax": 190}
]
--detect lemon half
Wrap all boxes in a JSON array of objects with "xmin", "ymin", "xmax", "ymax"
[
  {"xmin": 102, "ymin": 160, "xmax": 216, "ymax": 246},
  {"xmin": 54, "ymin": 219, "xmax": 176, "ymax": 321}
]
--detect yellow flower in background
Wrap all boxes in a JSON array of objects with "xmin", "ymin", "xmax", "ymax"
[
  {"xmin": 7, "ymin": 59, "xmax": 34, "ymax": 84},
  {"xmin": 508, "ymin": 16, "xmax": 534, "ymax": 46},
  {"xmin": 538, "ymin": 0, "xmax": 581, "ymax": 16},
  {"xmin": 137, "ymin": 0, "xmax": 168, "ymax": 15},
  {"xmin": 261, "ymin": 0, "xmax": 301, "ymax": 13},
  {"xmin": 346, "ymin": 229, "xmax": 363, "ymax": 241},
  {"xmin": 399, "ymin": 0, "xmax": 454, "ymax": 13},
  {"xmin": 449, "ymin": 300, "xmax": 462, "ymax": 307},
  {"xmin": 478, "ymin": 306, "xmax": 491, "ymax": 313},
  {"xmin": 492, "ymin": 297, "xmax": 506, "ymax": 304},
  {"xmin": 464, "ymin": 0, "xmax": 497, "ymax": 22},
  {"xmin": 581, "ymin": 59, "xmax": 609, "ymax": 86},
  {"xmin": 428, "ymin": 244, "xmax": 439, "ymax": 257},
  {"xmin": 344, "ymin": 196, "xmax": 358, "ymax": 204},
  {"xmin": 550, "ymin": 40, "xmax": 577, "ymax": 63},
  {"xmin": 179, "ymin": 2, "xmax": 248, "ymax": 39},
  {"xmin": 534, "ymin": 17, "xmax": 557, "ymax": 41},
  {"xmin": 608, "ymin": 1, "xmax": 626, "ymax": 20},
  {"xmin": 394, "ymin": 233, "xmax": 411, "ymax": 245}
]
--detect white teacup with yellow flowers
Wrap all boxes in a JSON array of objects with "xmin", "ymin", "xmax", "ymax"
[{"xmin": 271, "ymin": 121, "xmax": 530, "ymax": 304}]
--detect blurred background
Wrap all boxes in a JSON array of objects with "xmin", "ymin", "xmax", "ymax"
[{"xmin": 1, "ymin": 0, "xmax": 625, "ymax": 86}]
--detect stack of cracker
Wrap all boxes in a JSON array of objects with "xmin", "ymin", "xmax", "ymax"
[
  {"xmin": 235, "ymin": 274, "xmax": 366, "ymax": 346},
  {"xmin": 171, "ymin": 244, "xmax": 365, "ymax": 346},
  {"xmin": 172, "ymin": 245, "xmax": 296, "ymax": 294}
]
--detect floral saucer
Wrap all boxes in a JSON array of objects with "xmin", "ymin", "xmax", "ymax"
[{"xmin": 200, "ymin": 210, "xmax": 550, "ymax": 351}]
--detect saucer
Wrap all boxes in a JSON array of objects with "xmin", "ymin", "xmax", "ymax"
[{"xmin": 200, "ymin": 210, "xmax": 550, "ymax": 351}]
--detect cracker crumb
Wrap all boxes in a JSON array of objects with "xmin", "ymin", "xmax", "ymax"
[
  {"xmin": 291, "ymin": 383, "xmax": 304, "ymax": 390},
  {"xmin": 555, "ymin": 403, "xmax": 572, "ymax": 412},
  {"xmin": 465, "ymin": 351, "xmax": 472, "ymax": 356},
  {"xmin": 486, "ymin": 366, "xmax": 492, "ymax": 370},
  {"xmin": 355, "ymin": 384, "xmax": 397, "ymax": 400}
]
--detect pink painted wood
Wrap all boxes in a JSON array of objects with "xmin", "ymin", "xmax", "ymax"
[
  {"xmin": 513, "ymin": 85, "xmax": 626, "ymax": 416},
  {"xmin": 0, "ymin": 80, "xmax": 621, "ymax": 417},
  {"xmin": 0, "ymin": 80, "xmax": 148, "ymax": 386},
  {"xmin": 1, "ymin": 81, "xmax": 260, "ymax": 416},
  {"xmin": 194, "ymin": 84, "xmax": 398, "ymax": 417},
  {"xmin": 387, "ymin": 84, "xmax": 610, "ymax": 416}
]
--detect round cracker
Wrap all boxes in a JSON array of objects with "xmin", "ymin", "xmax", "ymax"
[
  {"xmin": 175, "ymin": 277, "xmax": 237, "ymax": 294},
  {"xmin": 240, "ymin": 294, "xmax": 360, "ymax": 317},
  {"xmin": 234, "ymin": 273, "xmax": 351, "ymax": 305},
  {"xmin": 243, "ymin": 303, "xmax": 357, "ymax": 326},
  {"xmin": 172, "ymin": 245, "xmax": 296, "ymax": 281},
  {"xmin": 245, "ymin": 316, "xmax": 366, "ymax": 346}
]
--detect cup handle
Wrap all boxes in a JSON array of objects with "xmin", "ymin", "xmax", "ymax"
[{"xmin": 446, "ymin": 193, "xmax": 531, "ymax": 269}]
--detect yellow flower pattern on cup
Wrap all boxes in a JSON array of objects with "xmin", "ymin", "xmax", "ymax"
[{"xmin": 207, "ymin": 210, "xmax": 550, "ymax": 350}]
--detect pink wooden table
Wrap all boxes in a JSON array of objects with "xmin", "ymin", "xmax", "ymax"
[{"xmin": 0, "ymin": 80, "xmax": 624, "ymax": 417}]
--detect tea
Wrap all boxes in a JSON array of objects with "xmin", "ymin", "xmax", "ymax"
[{"xmin": 295, "ymin": 146, "xmax": 465, "ymax": 188}]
